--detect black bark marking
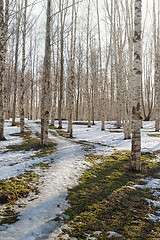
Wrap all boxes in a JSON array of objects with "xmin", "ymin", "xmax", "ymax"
[
  {"xmin": 132, "ymin": 106, "xmax": 136, "ymax": 114},
  {"xmin": 137, "ymin": 102, "xmax": 140, "ymax": 111}
]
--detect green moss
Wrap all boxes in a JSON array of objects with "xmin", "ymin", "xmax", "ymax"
[
  {"xmin": 33, "ymin": 142, "xmax": 56, "ymax": 158},
  {"xmin": 0, "ymin": 207, "xmax": 19, "ymax": 225},
  {"xmin": 49, "ymin": 130, "xmax": 57, "ymax": 137},
  {"xmin": 140, "ymin": 152, "xmax": 160, "ymax": 177},
  {"xmin": 49, "ymin": 125, "xmax": 56, "ymax": 130},
  {"xmin": 56, "ymin": 129, "xmax": 70, "ymax": 138},
  {"xmin": 148, "ymin": 133, "xmax": 160, "ymax": 137},
  {"xmin": 35, "ymin": 132, "xmax": 40, "ymax": 138},
  {"xmin": 8, "ymin": 129, "xmax": 57, "ymax": 159},
  {"xmin": 0, "ymin": 171, "xmax": 39, "ymax": 205},
  {"xmin": 109, "ymin": 130, "xmax": 124, "ymax": 133},
  {"xmin": 9, "ymin": 163, "xmax": 18, "ymax": 167},
  {"xmin": 0, "ymin": 171, "xmax": 40, "ymax": 226},
  {"xmin": 11, "ymin": 122, "xmax": 20, "ymax": 127},
  {"xmin": 49, "ymin": 125, "xmax": 70, "ymax": 138},
  {"xmin": 85, "ymin": 154, "xmax": 106, "ymax": 164},
  {"xmin": 62, "ymin": 151, "xmax": 160, "ymax": 239},
  {"xmin": 10, "ymin": 130, "xmax": 32, "ymax": 138},
  {"xmin": 65, "ymin": 152, "xmax": 133, "ymax": 219},
  {"xmin": 31, "ymin": 161, "xmax": 52, "ymax": 170},
  {"xmin": 35, "ymin": 121, "xmax": 41, "ymax": 125},
  {"xmin": 73, "ymin": 122, "xmax": 88, "ymax": 125}
]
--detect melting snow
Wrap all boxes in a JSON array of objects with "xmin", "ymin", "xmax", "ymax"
[
  {"xmin": 107, "ymin": 231, "xmax": 122, "ymax": 238},
  {"xmin": 148, "ymin": 214, "xmax": 160, "ymax": 222},
  {"xmin": 0, "ymin": 120, "xmax": 88, "ymax": 239},
  {"xmin": 135, "ymin": 178, "xmax": 160, "ymax": 189},
  {"xmin": 0, "ymin": 120, "xmax": 160, "ymax": 239}
]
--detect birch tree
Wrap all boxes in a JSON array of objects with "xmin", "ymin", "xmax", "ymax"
[
  {"xmin": 29, "ymin": 31, "xmax": 36, "ymax": 120},
  {"xmin": 68, "ymin": 0, "xmax": 77, "ymax": 137},
  {"xmin": 51, "ymin": 13, "xmax": 59, "ymax": 126},
  {"xmin": 131, "ymin": 0, "xmax": 142, "ymax": 171},
  {"xmin": 154, "ymin": 0, "xmax": 160, "ymax": 131},
  {"xmin": 85, "ymin": 0, "xmax": 91, "ymax": 127},
  {"xmin": 3, "ymin": 0, "xmax": 9, "ymax": 120},
  {"xmin": 96, "ymin": 0, "xmax": 105, "ymax": 131},
  {"xmin": 141, "ymin": 47, "xmax": 154, "ymax": 121},
  {"xmin": 0, "ymin": 0, "xmax": 5, "ymax": 140},
  {"xmin": 113, "ymin": 1, "xmax": 121, "ymax": 129},
  {"xmin": 12, "ymin": 1, "xmax": 21, "ymax": 126},
  {"xmin": 58, "ymin": 0, "xmax": 69, "ymax": 129},
  {"xmin": 40, "ymin": 0, "xmax": 51, "ymax": 146},
  {"xmin": 20, "ymin": 0, "xmax": 27, "ymax": 133},
  {"xmin": 122, "ymin": 0, "xmax": 133, "ymax": 139},
  {"xmin": 107, "ymin": 0, "xmax": 115, "ymax": 121},
  {"xmin": 90, "ymin": 38, "xmax": 98, "ymax": 125},
  {"xmin": 75, "ymin": 38, "xmax": 83, "ymax": 121}
]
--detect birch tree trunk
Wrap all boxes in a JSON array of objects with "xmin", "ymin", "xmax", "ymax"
[
  {"xmin": 131, "ymin": 0, "xmax": 142, "ymax": 171},
  {"xmin": 12, "ymin": 1, "xmax": 21, "ymax": 126},
  {"xmin": 76, "ymin": 42, "xmax": 82, "ymax": 121},
  {"xmin": 35, "ymin": 47, "xmax": 39, "ymax": 120},
  {"xmin": 85, "ymin": 0, "xmax": 91, "ymax": 128},
  {"xmin": 158, "ymin": 1, "xmax": 160, "ymax": 128},
  {"xmin": 110, "ymin": 1, "xmax": 115, "ymax": 121},
  {"xmin": 155, "ymin": 57, "xmax": 159, "ymax": 131},
  {"xmin": 90, "ymin": 41, "xmax": 97, "ymax": 125},
  {"xmin": 122, "ymin": 0, "xmax": 133, "ymax": 139},
  {"xmin": 68, "ymin": 0, "xmax": 76, "ymax": 137},
  {"xmin": 96, "ymin": 0, "xmax": 105, "ymax": 131},
  {"xmin": 30, "ymin": 32, "xmax": 36, "ymax": 120},
  {"xmin": 113, "ymin": 2, "xmax": 121, "ymax": 129},
  {"xmin": 3, "ymin": 0, "xmax": 9, "ymax": 120},
  {"xmin": 51, "ymin": 13, "xmax": 59, "ymax": 126},
  {"xmin": 58, "ymin": 0, "xmax": 68, "ymax": 129},
  {"xmin": 58, "ymin": 0, "xmax": 63, "ymax": 129},
  {"xmin": 6, "ymin": 34, "xmax": 15, "ymax": 120},
  {"xmin": 127, "ymin": 0, "xmax": 133, "ymax": 139},
  {"xmin": 40, "ymin": 0, "xmax": 51, "ymax": 146},
  {"xmin": 20, "ymin": 0, "xmax": 27, "ymax": 133},
  {"xmin": 154, "ymin": 0, "xmax": 160, "ymax": 131},
  {"xmin": 0, "ymin": 0, "xmax": 5, "ymax": 140}
]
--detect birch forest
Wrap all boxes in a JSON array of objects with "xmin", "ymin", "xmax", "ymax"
[
  {"xmin": 1, "ymin": 0, "xmax": 158, "ymax": 166},
  {"xmin": 2, "ymin": 0, "xmax": 160, "ymax": 238}
]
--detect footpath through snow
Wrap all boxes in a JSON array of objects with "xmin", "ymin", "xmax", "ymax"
[
  {"xmin": 0, "ymin": 120, "xmax": 160, "ymax": 239},
  {"xmin": 0, "ymin": 121, "xmax": 91, "ymax": 240}
]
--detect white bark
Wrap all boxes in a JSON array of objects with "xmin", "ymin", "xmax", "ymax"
[
  {"xmin": 20, "ymin": 0, "xmax": 27, "ymax": 133},
  {"xmin": 41, "ymin": 0, "xmax": 51, "ymax": 146},
  {"xmin": 131, "ymin": 0, "xmax": 142, "ymax": 171},
  {"xmin": 154, "ymin": 0, "xmax": 160, "ymax": 131},
  {"xmin": 51, "ymin": 14, "xmax": 59, "ymax": 126},
  {"xmin": 122, "ymin": 0, "xmax": 133, "ymax": 139},
  {"xmin": 3, "ymin": 0, "xmax": 9, "ymax": 120},
  {"xmin": 68, "ymin": 0, "xmax": 77, "ymax": 137},
  {"xmin": 85, "ymin": 0, "xmax": 91, "ymax": 128},
  {"xmin": 12, "ymin": 1, "xmax": 21, "ymax": 126},
  {"xmin": 0, "ymin": 0, "xmax": 5, "ymax": 140},
  {"xmin": 58, "ymin": 0, "xmax": 68, "ymax": 129}
]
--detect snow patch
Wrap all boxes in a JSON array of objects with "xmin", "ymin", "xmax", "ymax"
[
  {"xmin": 107, "ymin": 231, "xmax": 122, "ymax": 238},
  {"xmin": 148, "ymin": 214, "xmax": 160, "ymax": 222},
  {"xmin": 1, "ymin": 119, "xmax": 160, "ymax": 238}
]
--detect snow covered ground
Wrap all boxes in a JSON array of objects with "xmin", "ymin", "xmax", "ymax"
[
  {"xmin": 54, "ymin": 120, "xmax": 160, "ymax": 153},
  {"xmin": 134, "ymin": 177, "xmax": 160, "ymax": 223},
  {"xmin": 0, "ymin": 119, "xmax": 160, "ymax": 239},
  {"xmin": 0, "ymin": 120, "xmax": 89, "ymax": 239}
]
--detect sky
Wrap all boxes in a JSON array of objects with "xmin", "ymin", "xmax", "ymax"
[
  {"xmin": 28, "ymin": 0, "xmax": 158, "ymax": 41},
  {"xmin": 24, "ymin": 0, "xmax": 159, "ymax": 71}
]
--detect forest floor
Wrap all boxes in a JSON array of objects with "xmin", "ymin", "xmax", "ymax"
[{"xmin": 0, "ymin": 120, "xmax": 160, "ymax": 239}]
